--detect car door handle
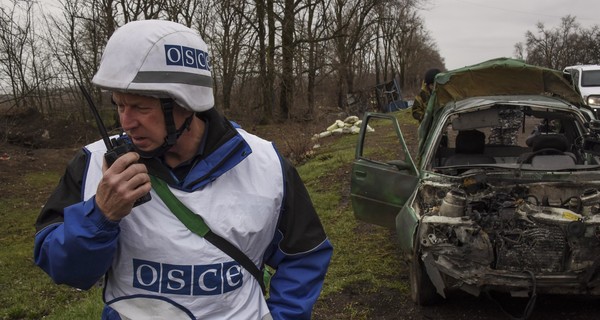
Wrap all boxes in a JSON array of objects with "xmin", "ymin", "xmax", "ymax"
[{"xmin": 354, "ymin": 170, "xmax": 367, "ymax": 178}]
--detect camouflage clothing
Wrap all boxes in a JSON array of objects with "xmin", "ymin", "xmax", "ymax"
[
  {"xmin": 412, "ymin": 81, "xmax": 431, "ymax": 122},
  {"xmin": 488, "ymin": 109, "xmax": 523, "ymax": 145}
]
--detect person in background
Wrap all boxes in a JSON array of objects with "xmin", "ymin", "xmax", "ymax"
[
  {"xmin": 34, "ymin": 20, "xmax": 333, "ymax": 320},
  {"xmin": 412, "ymin": 68, "xmax": 441, "ymax": 122}
]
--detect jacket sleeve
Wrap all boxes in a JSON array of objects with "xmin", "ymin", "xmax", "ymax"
[
  {"xmin": 412, "ymin": 82, "xmax": 431, "ymax": 122},
  {"xmin": 33, "ymin": 149, "xmax": 120, "ymax": 290},
  {"xmin": 264, "ymin": 158, "xmax": 333, "ymax": 320}
]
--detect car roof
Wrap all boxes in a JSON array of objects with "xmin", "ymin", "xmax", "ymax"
[
  {"xmin": 564, "ymin": 65, "xmax": 600, "ymax": 71},
  {"xmin": 451, "ymin": 95, "xmax": 577, "ymax": 112}
]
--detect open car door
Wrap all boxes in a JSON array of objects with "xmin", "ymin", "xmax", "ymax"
[{"xmin": 350, "ymin": 113, "xmax": 419, "ymax": 228}]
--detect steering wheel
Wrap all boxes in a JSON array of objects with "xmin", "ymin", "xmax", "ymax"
[{"xmin": 519, "ymin": 148, "xmax": 566, "ymax": 164}]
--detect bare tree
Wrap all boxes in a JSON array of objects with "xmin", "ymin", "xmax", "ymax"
[
  {"xmin": 248, "ymin": 0, "xmax": 278, "ymax": 123},
  {"xmin": 579, "ymin": 26, "xmax": 600, "ymax": 65},
  {"xmin": 254, "ymin": 0, "xmax": 272, "ymax": 123},
  {"xmin": 390, "ymin": 3, "xmax": 425, "ymax": 87},
  {"xmin": 119, "ymin": 0, "xmax": 162, "ymax": 22},
  {"xmin": 297, "ymin": 0, "xmax": 331, "ymax": 118},
  {"xmin": 516, "ymin": 15, "xmax": 600, "ymax": 69},
  {"xmin": 329, "ymin": 0, "xmax": 378, "ymax": 110},
  {"xmin": 0, "ymin": 0, "xmax": 34, "ymax": 110},
  {"xmin": 43, "ymin": 0, "xmax": 103, "ymax": 120},
  {"xmin": 96, "ymin": 0, "xmax": 118, "ymax": 40},
  {"xmin": 163, "ymin": 0, "xmax": 200, "ymax": 26},
  {"xmin": 1, "ymin": 0, "xmax": 449, "ymax": 130},
  {"xmin": 278, "ymin": 0, "xmax": 296, "ymax": 119},
  {"xmin": 208, "ymin": 0, "xmax": 252, "ymax": 112}
]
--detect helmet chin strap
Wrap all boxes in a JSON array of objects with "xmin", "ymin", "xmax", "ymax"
[{"xmin": 135, "ymin": 99, "xmax": 194, "ymax": 159}]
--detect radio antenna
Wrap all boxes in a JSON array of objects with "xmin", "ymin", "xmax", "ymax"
[{"xmin": 78, "ymin": 84, "xmax": 113, "ymax": 149}]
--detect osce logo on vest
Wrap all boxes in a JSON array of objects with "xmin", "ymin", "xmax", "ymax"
[
  {"xmin": 164, "ymin": 44, "xmax": 211, "ymax": 71},
  {"xmin": 132, "ymin": 259, "xmax": 243, "ymax": 296}
]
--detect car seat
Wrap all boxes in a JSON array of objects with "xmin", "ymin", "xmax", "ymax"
[
  {"xmin": 518, "ymin": 133, "xmax": 577, "ymax": 166},
  {"xmin": 444, "ymin": 130, "xmax": 497, "ymax": 166}
]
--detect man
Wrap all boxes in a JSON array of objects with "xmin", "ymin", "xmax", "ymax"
[
  {"xmin": 34, "ymin": 20, "xmax": 332, "ymax": 320},
  {"xmin": 412, "ymin": 68, "xmax": 441, "ymax": 122}
]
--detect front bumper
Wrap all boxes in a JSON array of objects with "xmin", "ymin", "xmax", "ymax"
[{"xmin": 423, "ymin": 252, "xmax": 600, "ymax": 297}]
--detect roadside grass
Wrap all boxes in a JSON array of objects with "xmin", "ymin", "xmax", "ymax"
[
  {"xmin": 0, "ymin": 109, "xmax": 411, "ymax": 319},
  {"xmin": 300, "ymin": 115, "xmax": 409, "ymax": 304},
  {"xmin": 298, "ymin": 131, "xmax": 407, "ymax": 296},
  {"xmin": 0, "ymin": 170, "xmax": 104, "ymax": 319}
]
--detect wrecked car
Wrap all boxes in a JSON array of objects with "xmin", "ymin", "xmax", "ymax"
[{"xmin": 350, "ymin": 58, "xmax": 600, "ymax": 309}]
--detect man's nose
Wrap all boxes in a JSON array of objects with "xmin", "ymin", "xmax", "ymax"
[{"xmin": 119, "ymin": 107, "xmax": 138, "ymax": 130}]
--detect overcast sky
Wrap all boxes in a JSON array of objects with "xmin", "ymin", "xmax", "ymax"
[{"xmin": 419, "ymin": 0, "xmax": 600, "ymax": 70}]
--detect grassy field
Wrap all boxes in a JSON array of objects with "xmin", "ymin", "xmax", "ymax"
[
  {"xmin": 0, "ymin": 110, "xmax": 411, "ymax": 319},
  {"xmin": 0, "ymin": 170, "xmax": 104, "ymax": 319}
]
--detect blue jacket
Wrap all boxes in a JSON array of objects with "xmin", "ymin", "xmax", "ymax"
[{"xmin": 34, "ymin": 109, "xmax": 333, "ymax": 319}]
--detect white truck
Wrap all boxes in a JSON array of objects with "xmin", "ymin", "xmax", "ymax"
[{"xmin": 564, "ymin": 64, "xmax": 600, "ymax": 117}]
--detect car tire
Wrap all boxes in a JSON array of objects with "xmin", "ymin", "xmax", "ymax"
[{"xmin": 409, "ymin": 251, "xmax": 442, "ymax": 306}]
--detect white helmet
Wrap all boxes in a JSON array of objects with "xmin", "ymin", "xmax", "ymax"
[{"xmin": 92, "ymin": 20, "xmax": 214, "ymax": 112}]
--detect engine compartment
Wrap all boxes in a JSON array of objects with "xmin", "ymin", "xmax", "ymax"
[{"xmin": 417, "ymin": 177, "xmax": 600, "ymax": 274}]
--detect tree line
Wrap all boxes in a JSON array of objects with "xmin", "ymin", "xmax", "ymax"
[
  {"xmin": 1, "ymin": 0, "xmax": 598, "ymax": 125},
  {"xmin": 0, "ymin": 0, "xmax": 444, "ymax": 124},
  {"xmin": 515, "ymin": 15, "xmax": 600, "ymax": 70}
]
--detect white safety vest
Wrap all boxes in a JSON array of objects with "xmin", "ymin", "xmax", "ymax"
[{"xmin": 82, "ymin": 130, "xmax": 282, "ymax": 320}]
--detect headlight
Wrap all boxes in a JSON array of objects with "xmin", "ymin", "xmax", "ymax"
[{"xmin": 587, "ymin": 95, "xmax": 600, "ymax": 107}]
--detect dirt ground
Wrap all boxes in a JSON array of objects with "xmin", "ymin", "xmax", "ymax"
[{"xmin": 3, "ymin": 109, "xmax": 600, "ymax": 320}]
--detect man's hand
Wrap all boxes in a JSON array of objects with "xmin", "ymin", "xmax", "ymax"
[{"xmin": 96, "ymin": 152, "xmax": 151, "ymax": 221}]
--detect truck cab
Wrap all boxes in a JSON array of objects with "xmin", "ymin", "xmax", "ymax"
[{"xmin": 564, "ymin": 64, "xmax": 600, "ymax": 117}]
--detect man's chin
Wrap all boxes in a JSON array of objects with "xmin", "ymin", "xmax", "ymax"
[
  {"xmin": 132, "ymin": 143, "xmax": 157, "ymax": 153},
  {"xmin": 130, "ymin": 138, "xmax": 153, "ymax": 150}
]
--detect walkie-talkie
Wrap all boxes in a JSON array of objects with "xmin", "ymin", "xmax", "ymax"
[{"xmin": 79, "ymin": 84, "xmax": 151, "ymax": 207}]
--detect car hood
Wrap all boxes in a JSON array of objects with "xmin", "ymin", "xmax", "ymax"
[{"xmin": 433, "ymin": 58, "xmax": 583, "ymax": 108}]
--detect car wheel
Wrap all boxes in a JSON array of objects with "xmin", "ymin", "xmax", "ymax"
[{"xmin": 409, "ymin": 251, "xmax": 442, "ymax": 306}]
